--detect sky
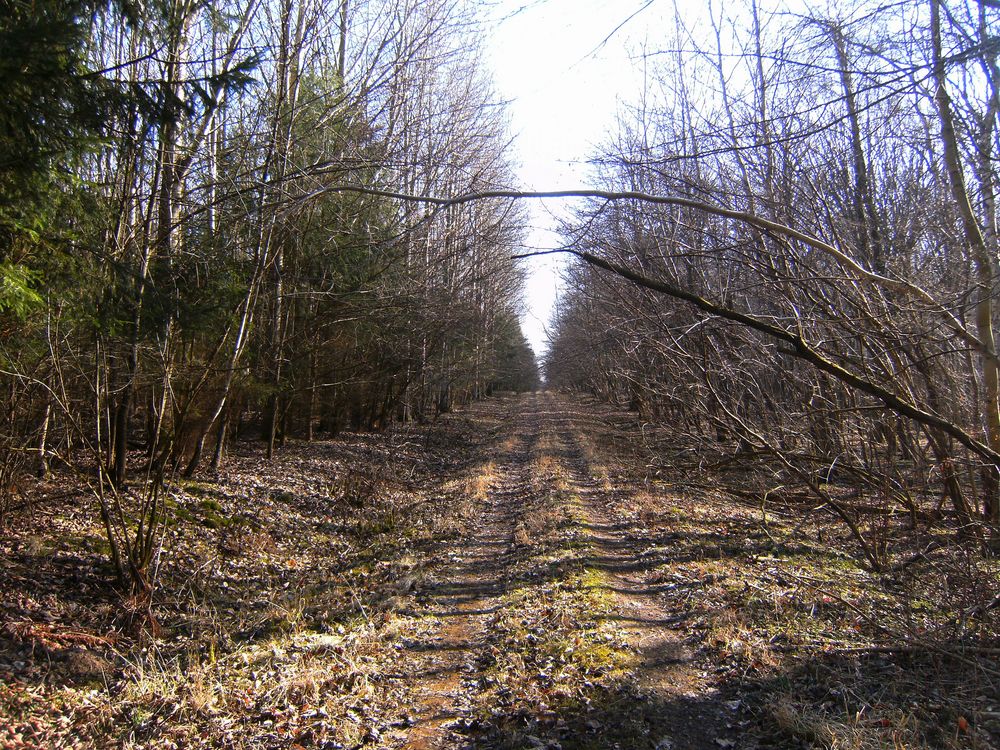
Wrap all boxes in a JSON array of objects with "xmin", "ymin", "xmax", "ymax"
[{"xmin": 483, "ymin": 0, "xmax": 662, "ymax": 359}]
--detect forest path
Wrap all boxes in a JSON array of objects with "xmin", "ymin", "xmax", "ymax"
[
  {"xmin": 8, "ymin": 391, "xmax": 991, "ymax": 749},
  {"xmin": 387, "ymin": 392, "xmax": 733, "ymax": 750},
  {"xmin": 386, "ymin": 395, "xmax": 542, "ymax": 748}
]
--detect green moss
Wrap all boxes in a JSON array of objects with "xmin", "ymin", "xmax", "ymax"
[
  {"xmin": 270, "ymin": 488, "xmax": 296, "ymax": 503},
  {"xmin": 161, "ymin": 495, "xmax": 192, "ymax": 527},
  {"xmin": 160, "ymin": 493, "xmax": 233, "ymax": 529},
  {"xmin": 550, "ymin": 634, "xmax": 633, "ymax": 676},
  {"xmin": 58, "ymin": 532, "xmax": 112, "ymax": 556},
  {"xmin": 174, "ymin": 478, "xmax": 217, "ymax": 496},
  {"xmin": 171, "ymin": 507, "xmax": 196, "ymax": 526},
  {"xmin": 577, "ymin": 566, "xmax": 605, "ymax": 588}
]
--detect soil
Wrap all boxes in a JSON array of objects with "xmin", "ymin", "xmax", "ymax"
[{"xmin": 1, "ymin": 392, "xmax": 997, "ymax": 749}]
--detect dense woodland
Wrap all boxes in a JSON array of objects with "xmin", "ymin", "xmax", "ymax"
[
  {"xmin": 6, "ymin": 0, "xmax": 1000, "ymax": 747},
  {"xmin": 546, "ymin": 0, "xmax": 1000, "ymax": 568},
  {"xmin": 0, "ymin": 0, "xmax": 537, "ymax": 591}
]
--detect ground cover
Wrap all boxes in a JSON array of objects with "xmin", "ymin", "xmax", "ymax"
[{"xmin": 1, "ymin": 393, "xmax": 997, "ymax": 749}]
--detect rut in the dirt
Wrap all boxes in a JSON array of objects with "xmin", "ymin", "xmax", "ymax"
[
  {"xmin": 545, "ymin": 399, "xmax": 733, "ymax": 748},
  {"xmin": 390, "ymin": 396, "xmax": 545, "ymax": 748}
]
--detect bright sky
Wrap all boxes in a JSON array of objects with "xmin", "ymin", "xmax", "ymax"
[{"xmin": 484, "ymin": 0, "xmax": 664, "ymax": 359}]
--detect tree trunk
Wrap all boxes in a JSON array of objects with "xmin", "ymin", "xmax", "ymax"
[{"xmin": 931, "ymin": 0, "xmax": 1000, "ymax": 523}]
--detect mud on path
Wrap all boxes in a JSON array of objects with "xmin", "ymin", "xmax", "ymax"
[{"xmin": 386, "ymin": 392, "xmax": 736, "ymax": 749}]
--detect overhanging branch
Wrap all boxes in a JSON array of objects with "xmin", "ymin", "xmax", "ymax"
[
  {"xmin": 305, "ymin": 184, "xmax": 995, "ymax": 365},
  {"xmin": 568, "ymin": 247, "xmax": 1000, "ymax": 468},
  {"xmin": 287, "ymin": 182, "xmax": 1000, "ymax": 463}
]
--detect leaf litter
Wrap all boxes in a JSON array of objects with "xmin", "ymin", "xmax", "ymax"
[{"xmin": 1, "ymin": 393, "xmax": 998, "ymax": 749}]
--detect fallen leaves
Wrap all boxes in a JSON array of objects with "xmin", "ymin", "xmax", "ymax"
[{"xmin": 2, "ymin": 393, "xmax": 999, "ymax": 749}]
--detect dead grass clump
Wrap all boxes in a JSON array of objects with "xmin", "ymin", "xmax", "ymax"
[
  {"xmin": 766, "ymin": 696, "xmax": 965, "ymax": 750},
  {"xmin": 218, "ymin": 520, "xmax": 275, "ymax": 558},
  {"xmin": 279, "ymin": 648, "xmax": 372, "ymax": 708},
  {"xmin": 331, "ymin": 469, "xmax": 383, "ymax": 508},
  {"xmin": 625, "ymin": 488, "xmax": 685, "ymax": 526},
  {"xmin": 573, "ymin": 430, "xmax": 615, "ymax": 491},
  {"xmin": 532, "ymin": 433, "xmax": 570, "ymax": 492},
  {"xmin": 432, "ymin": 462, "xmax": 496, "ymax": 536},
  {"xmin": 705, "ymin": 609, "xmax": 780, "ymax": 672},
  {"xmin": 472, "ymin": 460, "xmax": 497, "ymax": 500}
]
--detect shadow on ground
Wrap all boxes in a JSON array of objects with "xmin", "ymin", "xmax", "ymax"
[{"xmin": 446, "ymin": 646, "xmax": 998, "ymax": 749}]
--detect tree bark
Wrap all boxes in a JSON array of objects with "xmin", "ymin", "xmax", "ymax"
[{"xmin": 931, "ymin": 0, "xmax": 1000, "ymax": 523}]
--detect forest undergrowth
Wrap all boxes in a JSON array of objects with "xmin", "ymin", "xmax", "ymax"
[
  {"xmin": 0, "ymin": 403, "xmax": 502, "ymax": 749},
  {"xmin": 0, "ymin": 392, "xmax": 998, "ymax": 749}
]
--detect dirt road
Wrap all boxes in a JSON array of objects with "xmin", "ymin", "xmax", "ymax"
[
  {"xmin": 11, "ymin": 391, "xmax": 979, "ymax": 749},
  {"xmin": 383, "ymin": 392, "xmax": 734, "ymax": 749}
]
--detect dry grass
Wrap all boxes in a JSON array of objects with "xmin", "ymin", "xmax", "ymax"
[
  {"xmin": 96, "ymin": 619, "xmax": 414, "ymax": 749},
  {"xmin": 467, "ymin": 460, "xmax": 497, "ymax": 502},
  {"xmin": 704, "ymin": 609, "xmax": 781, "ymax": 671},
  {"xmin": 0, "ymin": 409, "xmax": 496, "ymax": 749},
  {"xmin": 766, "ymin": 697, "xmax": 970, "ymax": 750}
]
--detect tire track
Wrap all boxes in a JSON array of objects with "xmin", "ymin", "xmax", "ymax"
[
  {"xmin": 390, "ymin": 392, "xmax": 733, "ymax": 749},
  {"xmin": 537, "ymin": 391, "xmax": 734, "ymax": 750},
  {"xmin": 389, "ymin": 395, "xmax": 543, "ymax": 749}
]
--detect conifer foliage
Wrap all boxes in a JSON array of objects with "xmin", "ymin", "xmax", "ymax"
[{"xmin": 0, "ymin": 0, "xmax": 536, "ymax": 592}]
